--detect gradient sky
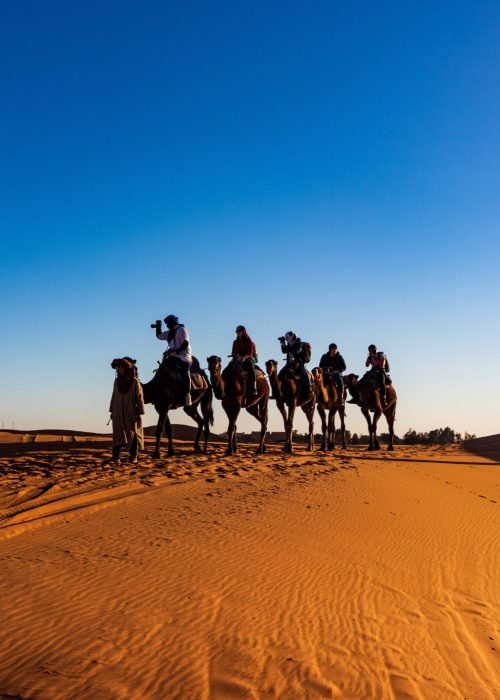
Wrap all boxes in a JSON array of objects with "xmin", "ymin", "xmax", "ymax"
[{"xmin": 1, "ymin": 1, "xmax": 499, "ymax": 438}]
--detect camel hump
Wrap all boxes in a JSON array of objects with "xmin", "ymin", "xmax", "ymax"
[{"xmin": 255, "ymin": 365, "xmax": 265, "ymax": 378}]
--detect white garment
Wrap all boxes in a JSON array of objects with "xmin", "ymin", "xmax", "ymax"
[{"xmin": 158, "ymin": 325, "xmax": 192, "ymax": 364}]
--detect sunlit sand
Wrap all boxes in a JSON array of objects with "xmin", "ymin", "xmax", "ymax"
[{"xmin": 1, "ymin": 434, "xmax": 499, "ymax": 698}]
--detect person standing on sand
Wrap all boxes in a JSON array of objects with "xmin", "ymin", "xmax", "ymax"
[{"xmin": 109, "ymin": 357, "xmax": 145, "ymax": 465}]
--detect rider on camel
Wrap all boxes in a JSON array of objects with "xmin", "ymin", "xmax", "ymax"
[
  {"xmin": 360, "ymin": 344, "xmax": 389, "ymax": 408},
  {"xmin": 153, "ymin": 314, "xmax": 192, "ymax": 407},
  {"xmin": 279, "ymin": 331, "xmax": 312, "ymax": 398},
  {"xmin": 319, "ymin": 343, "xmax": 347, "ymax": 404},
  {"xmin": 232, "ymin": 325, "xmax": 258, "ymax": 396}
]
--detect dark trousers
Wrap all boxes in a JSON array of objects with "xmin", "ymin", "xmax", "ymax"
[
  {"xmin": 242, "ymin": 358, "xmax": 256, "ymax": 384},
  {"xmin": 333, "ymin": 371, "xmax": 344, "ymax": 397},
  {"xmin": 176, "ymin": 359, "xmax": 191, "ymax": 396},
  {"xmin": 113, "ymin": 435, "xmax": 138, "ymax": 461},
  {"xmin": 374, "ymin": 369, "xmax": 387, "ymax": 399},
  {"xmin": 298, "ymin": 362, "xmax": 311, "ymax": 391}
]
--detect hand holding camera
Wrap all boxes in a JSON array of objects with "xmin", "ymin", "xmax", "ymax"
[{"xmin": 150, "ymin": 319, "xmax": 162, "ymax": 329}]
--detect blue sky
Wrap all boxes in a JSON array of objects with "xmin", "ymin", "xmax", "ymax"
[{"xmin": 1, "ymin": 1, "xmax": 499, "ymax": 438}]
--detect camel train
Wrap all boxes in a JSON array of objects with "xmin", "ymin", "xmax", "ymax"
[
  {"xmin": 111, "ymin": 315, "xmax": 397, "ymax": 457},
  {"xmin": 137, "ymin": 349, "xmax": 396, "ymax": 458}
]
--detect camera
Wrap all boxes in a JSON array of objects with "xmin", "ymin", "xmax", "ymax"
[
  {"xmin": 278, "ymin": 336, "xmax": 285, "ymax": 342},
  {"xmin": 151, "ymin": 320, "xmax": 161, "ymax": 329}
]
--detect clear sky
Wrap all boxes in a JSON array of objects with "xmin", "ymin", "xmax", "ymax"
[{"xmin": 1, "ymin": 1, "xmax": 499, "ymax": 438}]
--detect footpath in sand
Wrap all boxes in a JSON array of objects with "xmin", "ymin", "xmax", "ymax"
[{"xmin": 0, "ymin": 436, "xmax": 499, "ymax": 699}]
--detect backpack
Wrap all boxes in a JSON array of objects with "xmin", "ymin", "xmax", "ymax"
[
  {"xmin": 381, "ymin": 353, "xmax": 390, "ymax": 373},
  {"xmin": 301, "ymin": 342, "xmax": 312, "ymax": 364}
]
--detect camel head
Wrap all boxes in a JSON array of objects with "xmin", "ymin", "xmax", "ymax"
[
  {"xmin": 265, "ymin": 359, "xmax": 278, "ymax": 376},
  {"xmin": 343, "ymin": 373, "xmax": 359, "ymax": 388},
  {"xmin": 311, "ymin": 366, "xmax": 323, "ymax": 383},
  {"xmin": 206, "ymin": 355, "xmax": 222, "ymax": 376}
]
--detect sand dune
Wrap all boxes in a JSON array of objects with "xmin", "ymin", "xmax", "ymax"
[
  {"xmin": 463, "ymin": 434, "xmax": 500, "ymax": 463},
  {"xmin": 0, "ymin": 437, "xmax": 499, "ymax": 698}
]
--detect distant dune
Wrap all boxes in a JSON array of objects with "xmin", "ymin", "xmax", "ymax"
[
  {"xmin": 0, "ymin": 424, "xmax": 224, "ymax": 446},
  {"xmin": 462, "ymin": 433, "xmax": 500, "ymax": 462}
]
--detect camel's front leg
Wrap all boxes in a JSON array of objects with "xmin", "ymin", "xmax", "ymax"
[
  {"xmin": 317, "ymin": 405, "xmax": 327, "ymax": 450},
  {"xmin": 225, "ymin": 405, "xmax": 240, "ymax": 456},
  {"xmin": 153, "ymin": 406, "xmax": 167, "ymax": 458},
  {"xmin": 361, "ymin": 408, "xmax": 375, "ymax": 450},
  {"xmin": 384, "ymin": 406, "xmax": 396, "ymax": 451},
  {"xmin": 372, "ymin": 409, "xmax": 382, "ymax": 450},
  {"xmin": 284, "ymin": 404, "xmax": 296, "ymax": 453},
  {"xmin": 305, "ymin": 405, "xmax": 315, "ymax": 452},
  {"xmin": 328, "ymin": 410, "xmax": 335, "ymax": 450}
]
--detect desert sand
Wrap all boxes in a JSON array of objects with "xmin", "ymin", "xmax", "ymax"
[{"xmin": 0, "ymin": 432, "xmax": 499, "ymax": 699}]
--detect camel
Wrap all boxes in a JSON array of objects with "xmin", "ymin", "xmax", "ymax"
[
  {"xmin": 207, "ymin": 355, "xmax": 269, "ymax": 455},
  {"xmin": 344, "ymin": 372, "xmax": 397, "ymax": 451},
  {"xmin": 141, "ymin": 358, "xmax": 214, "ymax": 458},
  {"xmin": 265, "ymin": 359, "xmax": 315, "ymax": 453},
  {"xmin": 311, "ymin": 367, "xmax": 347, "ymax": 450}
]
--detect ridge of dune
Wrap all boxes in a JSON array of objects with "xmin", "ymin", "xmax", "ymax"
[{"xmin": 0, "ymin": 442, "xmax": 499, "ymax": 699}]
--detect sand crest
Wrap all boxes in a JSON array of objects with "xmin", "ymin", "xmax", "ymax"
[{"xmin": 0, "ymin": 438, "xmax": 499, "ymax": 698}]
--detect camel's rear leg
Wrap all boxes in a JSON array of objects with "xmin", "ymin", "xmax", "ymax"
[
  {"xmin": 184, "ymin": 400, "xmax": 204, "ymax": 453},
  {"xmin": 303, "ymin": 404, "xmax": 315, "ymax": 452},
  {"xmin": 337, "ymin": 406, "xmax": 347, "ymax": 449}
]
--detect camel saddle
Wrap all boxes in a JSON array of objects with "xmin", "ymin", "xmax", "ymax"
[
  {"xmin": 226, "ymin": 362, "xmax": 265, "ymax": 405},
  {"xmin": 159, "ymin": 358, "xmax": 209, "ymax": 392}
]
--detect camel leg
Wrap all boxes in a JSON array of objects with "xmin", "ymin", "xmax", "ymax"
[
  {"xmin": 277, "ymin": 402, "xmax": 288, "ymax": 430},
  {"xmin": 384, "ymin": 406, "xmax": 396, "ymax": 451},
  {"xmin": 301, "ymin": 403, "xmax": 315, "ymax": 452},
  {"xmin": 247, "ymin": 398, "xmax": 268, "ymax": 454},
  {"xmin": 372, "ymin": 410, "xmax": 382, "ymax": 450},
  {"xmin": 164, "ymin": 414, "xmax": 174, "ymax": 457},
  {"xmin": 183, "ymin": 399, "xmax": 204, "ymax": 453},
  {"xmin": 328, "ymin": 410, "xmax": 335, "ymax": 450},
  {"xmin": 225, "ymin": 406, "xmax": 240, "ymax": 456},
  {"xmin": 361, "ymin": 408, "xmax": 375, "ymax": 450},
  {"xmin": 305, "ymin": 404, "xmax": 315, "ymax": 452},
  {"xmin": 317, "ymin": 406, "xmax": 327, "ymax": 450},
  {"xmin": 153, "ymin": 406, "xmax": 167, "ymax": 458},
  {"xmin": 284, "ymin": 403, "xmax": 296, "ymax": 453},
  {"xmin": 201, "ymin": 391, "xmax": 213, "ymax": 454},
  {"xmin": 338, "ymin": 406, "xmax": 347, "ymax": 449}
]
